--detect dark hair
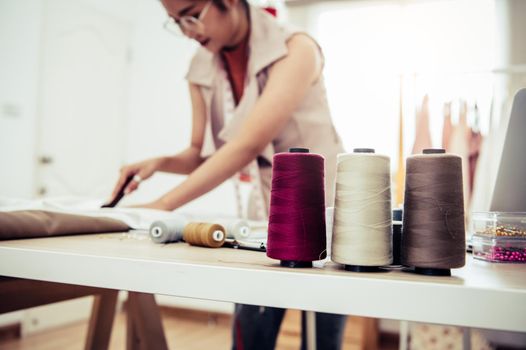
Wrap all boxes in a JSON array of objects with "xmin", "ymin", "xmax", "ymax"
[
  {"xmin": 211, "ymin": 0, "xmax": 248, "ymax": 12},
  {"xmin": 158, "ymin": 0, "xmax": 248, "ymax": 13}
]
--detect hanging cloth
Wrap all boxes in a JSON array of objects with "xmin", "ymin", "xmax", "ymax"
[
  {"xmin": 442, "ymin": 102, "xmax": 453, "ymax": 150},
  {"xmin": 411, "ymin": 95, "xmax": 433, "ymax": 154},
  {"xmin": 448, "ymin": 100, "xmax": 471, "ymax": 211}
]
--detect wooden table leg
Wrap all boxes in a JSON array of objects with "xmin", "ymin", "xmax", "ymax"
[
  {"xmin": 126, "ymin": 292, "xmax": 168, "ymax": 350},
  {"xmin": 463, "ymin": 327, "xmax": 472, "ymax": 350},
  {"xmin": 84, "ymin": 290, "xmax": 118, "ymax": 350},
  {"xmin": 305, "ymin": 311, "xmax": 317, "ymax": 350},
  {"xmin": 399, "ymin": 320, "xmax": 409, "ymax": 350},
  {"xmin": 362, "ymin": 317, "xmax": 378, "ymax": 350},
  {"xmin": 126, "ymin": 297, "xmax": 141, "ymax": 350}
]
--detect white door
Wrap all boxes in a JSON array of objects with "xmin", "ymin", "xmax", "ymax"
[{"xmin": 36, "ymin": 0, "xmax": 131, "ymax": 198}]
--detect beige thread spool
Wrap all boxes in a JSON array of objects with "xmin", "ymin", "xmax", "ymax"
[
  {"xmin": 332, "ymin": 149, "xmax": 392, "ymax": 271},
  {"xmin": 183, "ymin": 223, "xmax": 226, "ymax": 248}
]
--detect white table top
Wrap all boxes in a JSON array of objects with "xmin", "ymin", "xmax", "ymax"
[{"xmin": 1, "ymin": 232, "xmax": 525, "ymax": 333}]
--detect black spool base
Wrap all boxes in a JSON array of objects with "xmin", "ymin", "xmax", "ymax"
[
  {"xmin": 353, "ymin": 148, "xmax": 375, "ymax": 154},
  {"xmin": 344, "ymin": 265, "xmax": 385, "ymax": 273},
  {"xmin": 280, "ymin": 260, "xmax": 313, "ymax": 268},
  {"xmin": 289, "ymin": 148, "xmax": 309, "ymax": 153},
  {"xmin": 414, "ymin": 267, "xmax": 451, "ymax": 276},
  {"xmin": 423, "ymin": 148, "xmax": 446, "ymax": 154}
]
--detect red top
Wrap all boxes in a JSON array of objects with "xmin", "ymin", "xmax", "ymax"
[
  {"xmin": 220, "ymin": 8, "xmax": 276, "ymax": 106},
  {"xmin": 263, "ymin": 7, "xmax": 277, "ymax": 17},
  {"xmin": 221, "ymin": 34, "xmax": 250, "ymax": 105}
]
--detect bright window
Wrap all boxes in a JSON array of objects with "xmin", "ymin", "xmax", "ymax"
[{"xmin": 306, "ymin": 0, "xmax": 496, "ymax": 167}]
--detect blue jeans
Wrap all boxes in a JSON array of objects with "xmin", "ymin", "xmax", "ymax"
[{"xmin": 232, "ymin": 304, "xmax": 346, "ymax": 350}]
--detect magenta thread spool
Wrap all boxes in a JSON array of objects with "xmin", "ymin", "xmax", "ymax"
[
  {"xmin": 267, "ymin": 148, "xmax": 327, "ymax": 268},
  {"xmin": 402, "ymin": 148, "xmax": 466, "ymax": 276}
]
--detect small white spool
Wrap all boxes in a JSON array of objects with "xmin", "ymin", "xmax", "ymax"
[
  {"xmin": 331, "ymin": 149, "xmax": 392, "ymax": 268},
  {"xmin": 151, "ymin": 226, "xmax": 163, "ymax": 238},
  {"xmin": 149, "ymin": 218, "xmax": 187, "ymax": 244},
  {"xmin": 213, "ymin": 230, "xmax": 225, "ymax": 242},
  {"xmin": 215, "ymin": 219, "xmax": 251, "ymax": 240}
]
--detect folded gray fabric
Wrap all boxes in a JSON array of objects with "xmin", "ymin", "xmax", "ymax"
[{"xmin": 0, "ymin": 210, "xmax": 129, "ymax": 240}]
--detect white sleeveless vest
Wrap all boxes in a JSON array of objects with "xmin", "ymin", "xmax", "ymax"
[{"xmin": 185, "ymin": 5, "xmax": 344, "ymax": 213}]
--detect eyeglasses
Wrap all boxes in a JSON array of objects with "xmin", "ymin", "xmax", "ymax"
[{"xmin": 163, "ymin": 1, "xmax": 212, "ymax": 38}]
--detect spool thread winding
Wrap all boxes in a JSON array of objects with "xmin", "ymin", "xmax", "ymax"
[
  {"xmin": 267, "ymin": 151, "xmax": 327, "ymax": 263},
  {"xmin": 402, "ymin": 151, "xmax": 466, "ymax": 270},
  {"xmin": 183, "ymin": 222, "xmax": 226, "ymax": 248},
  {"xmin": 215, "ymin": 219, "xmax": 251, "ymax": 240},
  {"xmin": 149, "ymin": 219, "xmax": 186, "ymax": 244},
  {"xmin": 331, "ymin": 152, "xmax": 392, "ymax": 267}
]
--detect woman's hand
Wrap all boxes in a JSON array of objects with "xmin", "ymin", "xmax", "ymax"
[
  {"xmin": 111, "ymin": 158, "xmax": 164, "ymax": 198},
  {"xmin": 128, "ymin": 199, "xmax": 171, "ymax": 211}
]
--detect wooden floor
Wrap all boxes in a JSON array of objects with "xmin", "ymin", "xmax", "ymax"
[
  {"xmin": 0, "ymin": 308, "xmax": 395, "ymax": 350},
  {"xmin": 0, "ymin": 308, "xmax": 231, "ymax": 350}
]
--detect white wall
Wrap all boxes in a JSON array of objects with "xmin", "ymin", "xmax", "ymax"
[
  {"xmin": 0, "ymin": 0, "xmax": 43, "ymax": 197},
  {"xmin": 0, "ymin": 0, "xmax": 135, "ymax": 199},
  {"xmin": 495, "ymin": 0, "xmax": 526, "ymax": 101}
]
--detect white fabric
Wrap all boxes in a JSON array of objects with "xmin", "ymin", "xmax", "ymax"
[
  {"xmin": 0, "ymin": 196, "xmax": 268, "ymax": 236},
  {"xmin": 448, "ymin": 111, "xmax": 471, "ymax": 212},
  {"xmin": 0, "ymin": 196, "xmax": 180, "ymax": 230}
]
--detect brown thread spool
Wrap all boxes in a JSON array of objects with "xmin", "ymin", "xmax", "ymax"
[
  {"xmin": 183, "ymin": 223, "xmax": 226, "ymax": 248},
  {"xmin": 402, "ymin": 149, "xmax": 466, "ymax": 276}
]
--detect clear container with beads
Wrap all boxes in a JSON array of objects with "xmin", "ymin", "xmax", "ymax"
[{"xmin": 471, "ymin": 212, "xmax": 526, "ymax": 263}]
